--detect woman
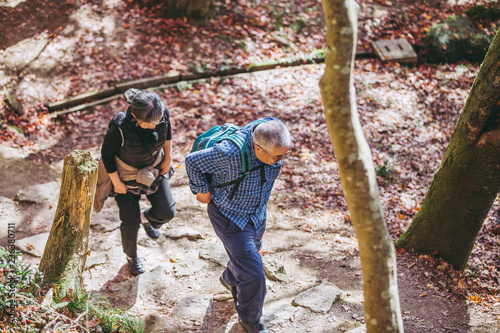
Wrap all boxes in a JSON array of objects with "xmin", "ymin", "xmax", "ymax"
[{"xmin": 100, "ymin": 88, "xmax": 176, "ymax": 275}]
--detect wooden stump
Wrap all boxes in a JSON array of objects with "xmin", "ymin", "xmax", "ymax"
[{"xmin": 39, "ymin": 150, "xmax": 98, "ymax": 296}]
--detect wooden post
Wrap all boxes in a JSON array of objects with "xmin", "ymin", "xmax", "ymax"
[{"xmin": 39, "ymin": 150, "xmax": 98, "ymax": 296}]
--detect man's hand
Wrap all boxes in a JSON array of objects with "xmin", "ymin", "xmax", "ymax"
[{"xmin": 196, "ymin": 192, "xmax": 211, "ymax": 204}]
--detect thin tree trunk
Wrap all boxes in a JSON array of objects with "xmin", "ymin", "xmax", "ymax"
[
  {"xmin": 319, "ymin": 1, "xmax": 404, "ymax": 332},
  {"xmin": 39, "ymin": 150, "xmax": 98, "ymax": 296},
  {"xmin": 395, "ymin": 29, "xmax": 500, "ymax": 271}
]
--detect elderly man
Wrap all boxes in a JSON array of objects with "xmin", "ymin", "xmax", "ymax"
[{"xmin": 185, "ymin": 118, "xmax": 291, "ymax": 333}]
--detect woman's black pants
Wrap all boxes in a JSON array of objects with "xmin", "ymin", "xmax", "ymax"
[{"xmin": 114, "ymin": 177, "xmax": 175, "ymax": 258}]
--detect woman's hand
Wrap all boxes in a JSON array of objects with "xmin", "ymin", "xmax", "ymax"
[
  {"xmin": 109, "ymin": 172, "xmax": 128, "ymax": 194},
  {"xmin": 113, "ymin": 181, "xmax": 128, "ymax": 194},
  {"xmin": 160, "ymin": 159, "xmax": 171, "ymax": 175},
  {"xmin": 196, "ymin": 192, "xmax": 212, "ymax": 204},
  {"xmin": 161, "ymin": 141, "xmax": 172, "ymax": 175}
]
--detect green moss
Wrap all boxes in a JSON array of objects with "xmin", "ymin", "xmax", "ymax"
[
  {"xmin": 310, "ymin": 48, "xmax": 326, "ymax": 61},
  {"xmin": 67, "ymin": 150, "xmax": 97, "ymax": 174},
  {"xmin": 7, "ymin": 125, "xmax": 24, "ymax": 136},
  {"xmin": 466, "ymin": 4, "xmax": 500, "ymax": 22},
  {"xmin": 424, "ymin": 15, "xmax": 493, "ymax": 63},
  {"xmin": 246, "ymin": 59, "xmax": 278, "ymax": 71},
  {"xmin": 77, "ymin": 160, "xmax": 97, "ymax": 174}
]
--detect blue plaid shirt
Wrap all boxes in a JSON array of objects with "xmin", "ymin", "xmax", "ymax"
[{"xmin": 185, "ymin": 119, "xmax": 282, "ymax": 230}]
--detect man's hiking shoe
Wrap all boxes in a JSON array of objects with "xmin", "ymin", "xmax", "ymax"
[
  {"xmin": 141, "ymin": 209, "xmax": 159, "ymax": 239},
  {"xmin": 127, "ymin": 257, "xmax": 145, "ymax": 276},
  {"xmin": 219, "ymin": 275, "xmax": 237, "ymax": 302},
  {"xmin": 238, "ymin": 318, "xmax": 268, "ymax": 333}
]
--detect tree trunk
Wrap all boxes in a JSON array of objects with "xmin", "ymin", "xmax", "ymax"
[
  {"xmin": 39, "ymin": 150, "xmax": 98, "ymax": 296},
  {"xmin": 164, "ymin": 0, "xmax": 213, "ymax": 18},
  {"xmin": 395, "ymin": 29, "xmax": 500, "ymax": 271},
  {"xmin": 319, "ymin": 1, "xmax": 404, "ymax": 332}
]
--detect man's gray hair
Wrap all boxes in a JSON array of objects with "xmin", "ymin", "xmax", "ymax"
[{"xmin": 253, "ymin": 120, "xmax": 291, "ymax": 151}]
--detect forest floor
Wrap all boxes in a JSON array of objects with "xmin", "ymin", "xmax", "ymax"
[{"xmin": 1, "ymin": 0, "xmax": 500, "ymax": 332}]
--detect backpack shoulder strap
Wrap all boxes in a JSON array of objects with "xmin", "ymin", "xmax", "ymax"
[
  {"xmin": 226, "ymin": 134, "xmax": 252, "ymax": 174},
  {"xmin": 227, "ymin": 118, "xmax": 269, "ymax": 174}
]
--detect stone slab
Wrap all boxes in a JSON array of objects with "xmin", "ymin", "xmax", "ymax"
[
  {"xmin": 199, "ymin": 241, "xmax": 229, "ymax": 267},
  {"xmin": 292, "ymin": 281, "xmax": 343, "ymax": 313},
  {"xmin": 0, "ymin": 197, "xmax": 22, "ymax": 239},
  {"xmin": 164, "ymin": 226, "xmax": 203, "ymax": 240},
  {"xmin": 14, "ymin": 181, "xmax": 60, "ymax": 204},
  {"xmin": 371, "ymin": 38, "xmax": 417, "ymax": 63},
  {"xmin": 15, "ymin": 232, "xmax": 50, "ymax": 257}
]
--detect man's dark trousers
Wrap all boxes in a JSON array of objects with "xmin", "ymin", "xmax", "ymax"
[{"xmin": 207, "ymin": 201, "xmax": 267, "ymax": 324}]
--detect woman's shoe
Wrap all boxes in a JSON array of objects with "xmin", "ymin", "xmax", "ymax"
[
  {"xmin": 141, "ymin": 209, "xmax": 159, "ymax": 239},
  {"xmin": 127, "ymin": 257, "xmax": 145, "ymax": 276},
  {"xmin": 142, "ymin": 222, "xmax": 159, "ymax": 239}
]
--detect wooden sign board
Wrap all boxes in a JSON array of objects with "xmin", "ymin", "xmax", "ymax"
[{"xmin": 371, "ymin": 38, "xmax": 417, "ymax": 63}]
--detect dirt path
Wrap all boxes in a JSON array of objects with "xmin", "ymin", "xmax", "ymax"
[{"xmin": 1, "ymin": 140, "xmax": 498, "ymax": 332}]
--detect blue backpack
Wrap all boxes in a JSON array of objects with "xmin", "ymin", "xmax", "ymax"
[{"xmin": 190, "ymin": 118, "xmax": 268, "ymax": 200}]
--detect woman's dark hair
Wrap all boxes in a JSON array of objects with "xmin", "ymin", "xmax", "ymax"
[{"xmin": 125, "ymin": 89, "xmax": 164, "ymax": 124}]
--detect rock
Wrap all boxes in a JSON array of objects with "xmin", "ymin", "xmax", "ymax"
[
  {"xmin": 14, "ymin": 182, "xmax": 60, "ymax": 204},
  {"xmin": 91, "ymin": 207, "xmax": 121, "ymax": 232},
  {"xmin": 143, "ymin": 311, "xmax": 170, "ymax": 333},
  {"xmin": 137, "ymin": 267, "xmax": 175, "ymax": 301},
  {"xmin": 142, "ymin": 250, "xmax": 174, "ymax": 273},
  {"xmin": 292, "ymin": 281, "xmax": 343, "ymax": 313},
  {"xmin": 164, "ymin": 226, "xmax": 203, "ymax": 240},
  {"xmin": 213, "ymin": 293, "xmax": 233, "ymax": 301},
  {"xmin": 103, "ymin": 244, "xmax": 152, "ymax": 278},
  {"xmin": 86, "ymin": 253, "xmax": 107, "ymax": 268},
  {"xmin": 138, "ymin": 236, "xmax": 161, "ymax": 248},
  {"xmin": 5, "ymin": 89, "xmax": 23, "ymax": 115},
  {"xmin": 105, "ymin": 274, "xmax": 140, "ymax": 309},
  {"xmin": 105, "ymin": 244, "xmax": 151, "ymax": 267},
  {"xmin": 466, "ymin": 4, "xmax": 500, "ymax": 22},
  {"xmin": 105, "ymin": 266, "xmax": 175, "ymax": 309},
  {"xmin": 106, "ymin": 244, "xmax": 128, "ymax": 265},
  {"xmin": 0, "ymin": 196, "xmax": 22, "ymax": 239},
  {"xmin": 0, "ymin": 145, "xmax": 28, "ymax": 160},
  {"xmin": 261, "ymin": 303, "xmax": 298, "ymax": 326},
  {"xmin": 423, "ymin": 15, "xmax": 492, "ymax": 63},
  {"xmin": 348, "ymin": 325, "xmax": 367, "ymax": 333},
  {"xmin": 171, "ymin": 294, "xmax": 213, "ymax": 321},
  {"xmin": 215, "ymin": 319, "xmax": 244, "ymax": 333},
  {"xmin": 199, "ymin": 241, "xmax": 229, "ymax": 267},
  {"xmin": 173, "ymin": 255, "xmax": 207, "ymax": 277},
  {"xmin": 15, "ymin": 232, "xmax": 50, "ymax": 257},
  {"xmin": 0, "ymin": 35, "xmax": 52, "ymax": 72},
  {"xmin": 41, "ymin": 288, "xmax": 54, "ymax": 308},
  {"xmin": 263, "ymin": 257, "xmax": 289, "ymax": 283}
]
